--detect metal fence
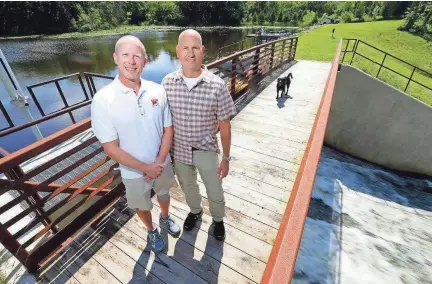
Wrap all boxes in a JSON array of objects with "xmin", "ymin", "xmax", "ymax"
[
  {"xmin": 341, "ymin": 38, "xmax": 432, "ymax": 96},
  {"xmin": 26, "ymin": 73, "xmax": 90, "ymax": 124}
]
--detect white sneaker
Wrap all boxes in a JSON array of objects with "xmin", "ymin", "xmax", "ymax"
[{"xmin": 159, "ymin": 214, "xmax": 181, "ymax": 237}]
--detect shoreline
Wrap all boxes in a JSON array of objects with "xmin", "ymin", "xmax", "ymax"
[{"xmin": 0, "ymin": 25, "xmax": 301, "ymax": 41}]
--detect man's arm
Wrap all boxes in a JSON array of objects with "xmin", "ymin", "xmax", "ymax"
[
  {"xmin": 102, "ymin": 139, "xmax": 163, "ymax": 179},
  {"xmin": 217, "ymin": 120, "xmax": 231, "ymax": 179},
  {"xmin": 155, "ymin": 125, "xmax": 173, "ymax": 165},
  {"xmin": 219, "ymin": 120, "xmax": 231, "ymax": 157}
]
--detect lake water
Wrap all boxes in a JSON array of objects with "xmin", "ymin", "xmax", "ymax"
[{"xmin": 0, "ymin": 28, "xmax": 267, "ymax": 152}]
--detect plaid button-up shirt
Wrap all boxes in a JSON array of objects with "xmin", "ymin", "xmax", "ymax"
[{"xmin": 162, "ymin": 69, "xmax": 236, "ymax": 164}]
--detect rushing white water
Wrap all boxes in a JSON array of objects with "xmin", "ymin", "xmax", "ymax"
[{"xmin": 293, "ymin": 146, "xmax": 432, "ymax": 284}]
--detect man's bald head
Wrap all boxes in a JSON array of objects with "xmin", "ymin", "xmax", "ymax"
[
  {"xmin": 115, "ymin": 35, "xmax": 147, "ymax": 58},
  {"xmin": 178, "ymin": 29, "xmax": 202, "ymax": 46}
]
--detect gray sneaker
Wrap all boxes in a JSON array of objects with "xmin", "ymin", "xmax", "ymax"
[
  {"xmin": 159, "ymin": 214, "xmax": 181, "ymax": 237},
  {"xmin": 148, "ymin": 228, "xmax": 165, "ymax": 253}
]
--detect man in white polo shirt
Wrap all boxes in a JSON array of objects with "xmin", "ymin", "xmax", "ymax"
[{"xmin": 91, "ymin": 35, "xmax": 180, "ymax": 253}]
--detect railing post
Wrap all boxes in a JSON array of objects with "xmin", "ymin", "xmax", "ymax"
[
  {"xmin": 29, "ymin": 192, "xmax": 58, "ymax": 233},
  {"xmin": 253, "ymin": 48, "xmax": 260, "ymax": 76},
  {"xmin": 231, "ymin": 57, "xmax": 237, "ymax": 95},
  {"xmin": 405, "ymin": 67, "xmax": 416, "ymax": 92},
  {"xmin": 292, "ymin": 38, "xmax": 298, "ymax": 60},
  {"xmin": 241, "ymin": 40, "xmax": 244, "ymax": 51},
  {"xmin": 27, "ymin": 87, "xmax": 45, "ymax": 116},
  {"xmin": 376, "ymin": 53, "xmax": 387, "ymax": 78},
  {"xmin": 78, "ymin": 74, "xmax": 90, "ymax": 100},
  {"xmin": 349, "ymin": 39, "xmax": 359, "ymax": 65},
  {"xmin": 341, "ymin": 39, "xmax": 351, "ymax": 63},
  {"xmin": 270, "ymin": 43, "xmax": 275, "ymax": 69},
  {"xmin": 55, "ymin": 81, "xmax": 75, "ymax": 123},
  {"xmin": 84, "ymin": 74, "xmax": 94, "ymax": 97},
  {"xmin": 288, "ymin": 39, "xmax": 293, "ymax": 61},
  {"xmin": 90, "ymin": 76, "xmax": 97, "ymax": 94},
  {"xmin": 0, "ymin": 222, "xmax": 29, "ymax": 268},
  {"xmin": 281, "ymin": 39, "xmax": 286, "ymax": 63}
]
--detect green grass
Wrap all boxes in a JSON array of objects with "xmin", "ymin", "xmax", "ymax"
[{"xmin": 297, "ymin": 20, "xmax": 432, "ymax": 105}]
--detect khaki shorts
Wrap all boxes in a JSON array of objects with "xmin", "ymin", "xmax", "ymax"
[{"xmin": 122, "ymin": 162, "xmax": 176, "ymax": 211}]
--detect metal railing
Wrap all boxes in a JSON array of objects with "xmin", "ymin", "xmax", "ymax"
[
  {"xmin": 0, "ymin": 118, "xmax": 124, "ymax": 273},
  {"xmin": 261, "ymin": 40, "xmax": 342, "ymax": 284},
  {"xmin": 209, "ymin": 36, "xmax": 298, "ymax": 101},
  {"xmin": 217, "ymin": 37, "xmax": 256, "ymax": 58},
  {"xmin": 84, "ymin": 72, "xmax": 115, "ymax": 97},
  {"xmin": 0, "ymin": 99, "xmax": 14, "ymax": 131},
  {"xmin": 341, "ymin": 38, "xmax": 432, "ymax": 95},
  {"xmin": 27, "ymin": 73, "xmax": 90, "ymax": 124}
]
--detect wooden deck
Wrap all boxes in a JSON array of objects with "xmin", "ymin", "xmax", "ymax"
[{"xmin": 0, "ymin": 60, "xmax": 331, "ymax": 284}]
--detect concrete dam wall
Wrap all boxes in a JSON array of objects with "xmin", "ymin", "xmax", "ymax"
[{"xmin": 325, "ymin": 65, "xmax": 432, "ymax": 176}]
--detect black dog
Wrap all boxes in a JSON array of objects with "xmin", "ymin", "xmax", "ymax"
[{"xmin": 276, "ymin": 73, "xmax": 293, "ymax": 99}]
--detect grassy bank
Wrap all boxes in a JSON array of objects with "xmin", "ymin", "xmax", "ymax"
[
  {"xmin": 297, "ymin": 20, "xmax": 432, "ymax": 104},
  {"xmin": 0, "ymin": 24, "xmax": 298, "ymax": 40}
]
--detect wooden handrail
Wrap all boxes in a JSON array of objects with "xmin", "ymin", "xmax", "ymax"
[
  {"xmin": 261, "ymin": 40, "xmax": 342, "ymax": 284},
  {"xmin": 207, "ymin": 36, "xmax": 297, "ymax": 69},
  {"xmin": 0, "ymin": 118, "xmax": 91, "ymax": 174}
]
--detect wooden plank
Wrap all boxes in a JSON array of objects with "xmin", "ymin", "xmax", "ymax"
[
  {"xmin": 235, "ymin": 105, "xmax": 315, "ymax": 126},
  {"xmin": 228, "ymin": 155, "xmax": 298, "ymax": 181},
  {"xmin": 193, "ymin": 178, "xmax": 282, "ymax": 229},
  {"xmin": 197, "ymin": 178, "xmax": 287, "ymax": 216},
  {"xmin": 0, "ymin": 249, "xmax": 52, "ymax": 284},
  {"xmin": 210, "ymin": 175, "xmax": 292, "ymax": 202},
  {"xmin": 229, "ymin": 145, "xmax": 300, "ymax": 169},
  {"xmin": 229, "ymin": 141, "xmax": 304, "ymax": 166},
  {"xmin": 232, "ymin": 124, "xmax": 309, "ymax": 144},
  {"xmin": 233, "ymin": 115, "xmax": 312, "ymax": 134},
  {"xmin": 230, "ymin": 131, "xmax": 306, "ymax": 152},
  {"xmin": 73, "ymin": 226, "xmax": 165, "ymax": 284},
  {"xmin": 155, "ymin": 195, "xmax": 273, "ymax": 264},
  {"xmin": 245, "ymin": 98, "xmax": 319, "ymax": 110},
  {"xmin": 227, "ymin": 159, "xmax": 297, "ymax": 188},
  {"xmin": 110, "ymin": 204, "xmax": 257, "ymax": 284},
  {"xmin": 39, "ymin": 228, "xmax": 121, "ymax": 284},
  {"xmin": 99, "ymin": 218, "xmax": 208, "ymax": 284},
  {"xmin": 37, "ymin": 244, "xmax": 90, "ymax": 284},
  {"xmin": 169, "ymin": 187, "xmax": 277, "ymax": 244}
]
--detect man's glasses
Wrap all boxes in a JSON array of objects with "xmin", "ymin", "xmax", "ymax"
[{"xmin": 138, "ymin": 93, "xmax": 145, "ymax": 116}]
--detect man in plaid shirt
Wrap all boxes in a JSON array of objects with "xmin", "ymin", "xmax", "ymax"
[{"xmin": 162, "ymin": 29, "xmax": 236, "ymax": 241}]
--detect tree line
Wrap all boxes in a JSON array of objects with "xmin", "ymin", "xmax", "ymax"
[{"xmin": 0, "ymin": 1, "xmax": 430, "ymax": 38}]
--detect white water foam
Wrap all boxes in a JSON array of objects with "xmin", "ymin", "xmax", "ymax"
[{"xmin": 293, "ymin": 146, "xmax": 432, "ymax": 284}]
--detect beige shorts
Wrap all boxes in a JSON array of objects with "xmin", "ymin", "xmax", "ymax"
[{"xmin": 122, "ymin": 162, "xmax": 176, "ymax": 211}]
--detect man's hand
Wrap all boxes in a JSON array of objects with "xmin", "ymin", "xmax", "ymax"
[
  {"xmin": 217, "ymin": 160, "xmax": 229, "ymax": 180},
  {"xmin": 142, "ymin": 163, "xmax": 164, "ymax": 182}
]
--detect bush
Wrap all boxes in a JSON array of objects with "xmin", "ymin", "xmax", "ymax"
[
  {"xmin": 300, "ymin": 10, "xmax": 317, "ymax": 27},
  {"xmin": 341, "ymin": 11, "xmax": 354, "ymax": 23}
]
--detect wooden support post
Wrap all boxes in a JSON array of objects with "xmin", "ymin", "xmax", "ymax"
[
  {"xmin": 231, "ymin": 57, "xmax": 238, "ymax": 95},
  {"xmin": 270, "ymin": 43, "xmax": 275, "ymax": 69}
]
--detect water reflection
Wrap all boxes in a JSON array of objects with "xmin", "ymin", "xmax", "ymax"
[{"xmin": 0, "ymin": 28, "xmax": 263, "ymax": 152}]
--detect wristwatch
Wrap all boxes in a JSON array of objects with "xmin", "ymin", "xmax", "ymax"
[{"xmin": 222, "ymin": 155, "xmax": 231, "ymax": 161}]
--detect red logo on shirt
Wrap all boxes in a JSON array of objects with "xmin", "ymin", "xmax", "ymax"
[{"xmin": 151, "ymin": 97, "xmax": 159, "ymax": 106}]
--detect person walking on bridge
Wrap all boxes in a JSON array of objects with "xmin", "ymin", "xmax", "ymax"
[
  {"xmin": 91, "ymin": 35, "xmax": 180, "ymax": 253},
  {"xmin": 162, "ymin": 29, "xmax": 236, "ymax": 241}
]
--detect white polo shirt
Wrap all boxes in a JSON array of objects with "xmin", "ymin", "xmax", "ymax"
[{"xmin": 91, "ymin": 75, "xmax": 172, "ymax": 179}]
